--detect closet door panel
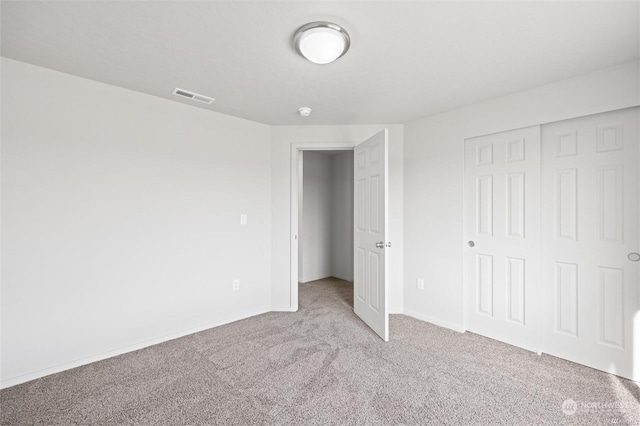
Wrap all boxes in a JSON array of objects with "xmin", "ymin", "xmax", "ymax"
[
  {"xmin": 541, "ymin": 107, "xmax": 639, "ymax": 381},
  {"xmin": 464, "ymin": 126, "xmax": 541, "ymax": 352}
]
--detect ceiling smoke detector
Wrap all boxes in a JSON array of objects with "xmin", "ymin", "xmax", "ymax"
[
  {"xmin": 298, "ymin": 107, "xmax": 312, "ymax": 117},
  {"xmin": 293, "ymin": 22, "xmax": 350, "ymax": 65}
]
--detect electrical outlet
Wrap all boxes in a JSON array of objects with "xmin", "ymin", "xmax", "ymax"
[
  {"xmin": 232, "ymin": 279, "xmax": 240, "ymax": 291},
  {"xmin": 416, "ymin": 278, "xmax": 424, "ymax": 290},
  {"xmin": 240, "ymin": 214, "xmax": 247, "ymax": 225}
]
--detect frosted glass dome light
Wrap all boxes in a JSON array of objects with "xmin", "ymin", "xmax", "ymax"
[{"xmin": 294, "ymin": 22, "xmax": 350, "ymax": 65}]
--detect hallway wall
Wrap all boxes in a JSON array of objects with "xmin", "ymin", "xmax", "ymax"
[
  {"xmin": 300, "ymin": 152, "xmax": 332, "ymax": 283},
  {"xmin": 299, "ymin": 151, "xmax": 354, "ymax": 283},
  {"xmin": 330, "ymin": 151, "xmax": 354, "ymax": 282}
]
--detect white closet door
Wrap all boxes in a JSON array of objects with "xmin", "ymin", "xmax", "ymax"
[
  {"xmin": 464, "ymin": 126, "xmax": 541, "ymax": 352},
  {"xmin": 541, "ymin": 107, "xmax": 639, "ymax": 381}
]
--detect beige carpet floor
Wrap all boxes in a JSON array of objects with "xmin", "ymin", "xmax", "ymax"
[{"xmin": 1, "ymin": 277, "xmax": 639, "ymax": 425}]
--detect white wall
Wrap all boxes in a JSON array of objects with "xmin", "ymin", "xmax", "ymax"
[
  {"xmin": 9, "ymin": 56, "xmax": 634, "ymax": 388},
  {"xmin": 271, "ymin": 125, "xmax": 404, "ymax": 313},
  {"xmin": 330, "ymin": 152, "xmax": 354, "ymax": 282},
  {"xmin": 1, "ymin": 58, "xmax": 272, "ymax": 387},
  {"xmin": 403, "ymin": 60, "xmax": 640, "ymax": 331},
  {"xmin": 300, "ymin": 152, "xmax": 332, "ymax": 283}
]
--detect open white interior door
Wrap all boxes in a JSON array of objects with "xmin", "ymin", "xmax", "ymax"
[{"xmin": 354, "ymin": 129, "xmax": 389, "ymax": 341}]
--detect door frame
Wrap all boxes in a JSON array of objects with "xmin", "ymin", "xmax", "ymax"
[{"xmin": 289, "ymin": 142, "xmax": 356, "ymax": 311}]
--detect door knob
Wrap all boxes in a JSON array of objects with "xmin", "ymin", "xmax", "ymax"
[
  {"xmin": 386, "ymin": 242, "xmax": 392, "ymax": 248},
  {"xmin": 376, "ymin": 241, "xmax": 384, "ymax": 248},
  {"xmin": 628, "ymin": 252, "xmax": 640, "ymax": 262},
  {"xmin": 468, "ymin": 241, "xmax": 475, "ymax": 247}
]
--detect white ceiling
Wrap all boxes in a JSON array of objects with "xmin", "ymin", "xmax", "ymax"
[{"xmin": 2, "ymin": 1, "xmax": 638, "ymax": 125}]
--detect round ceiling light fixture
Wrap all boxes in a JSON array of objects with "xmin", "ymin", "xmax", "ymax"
[{"xmin": 293, "ymin": 22, "xmax": 351, "ymax": 65}]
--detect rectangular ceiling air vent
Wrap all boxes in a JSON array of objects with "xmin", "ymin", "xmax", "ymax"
[{"xmin": 172, "ymin": 88, "xmax": 215, "ymax": 104}]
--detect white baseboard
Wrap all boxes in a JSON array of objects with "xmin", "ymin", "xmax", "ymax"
[
  {"xmin": 331, "ymin": 273, "xmax": 353, "ymax": 282},
  {"xmin": 0, "ymin": 306, "xmax": 271, "ymax": 389},
  {"xmin": 403, "ymin": 309, "xmax": 466, "ymax": 333},
  {"xmin": 299, "ymin": 273, "xmax": 330, "ymax": 283},
  {"xmin": 270, "ymin": 305, "xmax": 297, "ymax": 312},
  {"xmin": 300, "ymin": 274, "xmax": 354, "ymax": 284}
]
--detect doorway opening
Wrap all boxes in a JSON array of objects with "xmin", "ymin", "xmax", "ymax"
[
  {"xmin": 298, "ymin": 150, "xmax": 355, "ymax": 292},
  {"xmin": 290, "ymin": 143, "xmax": 355, "ymax": 311},
  {"xmin": 290, "ymin": 129, "xmax": 390, "ymax": 341}
]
